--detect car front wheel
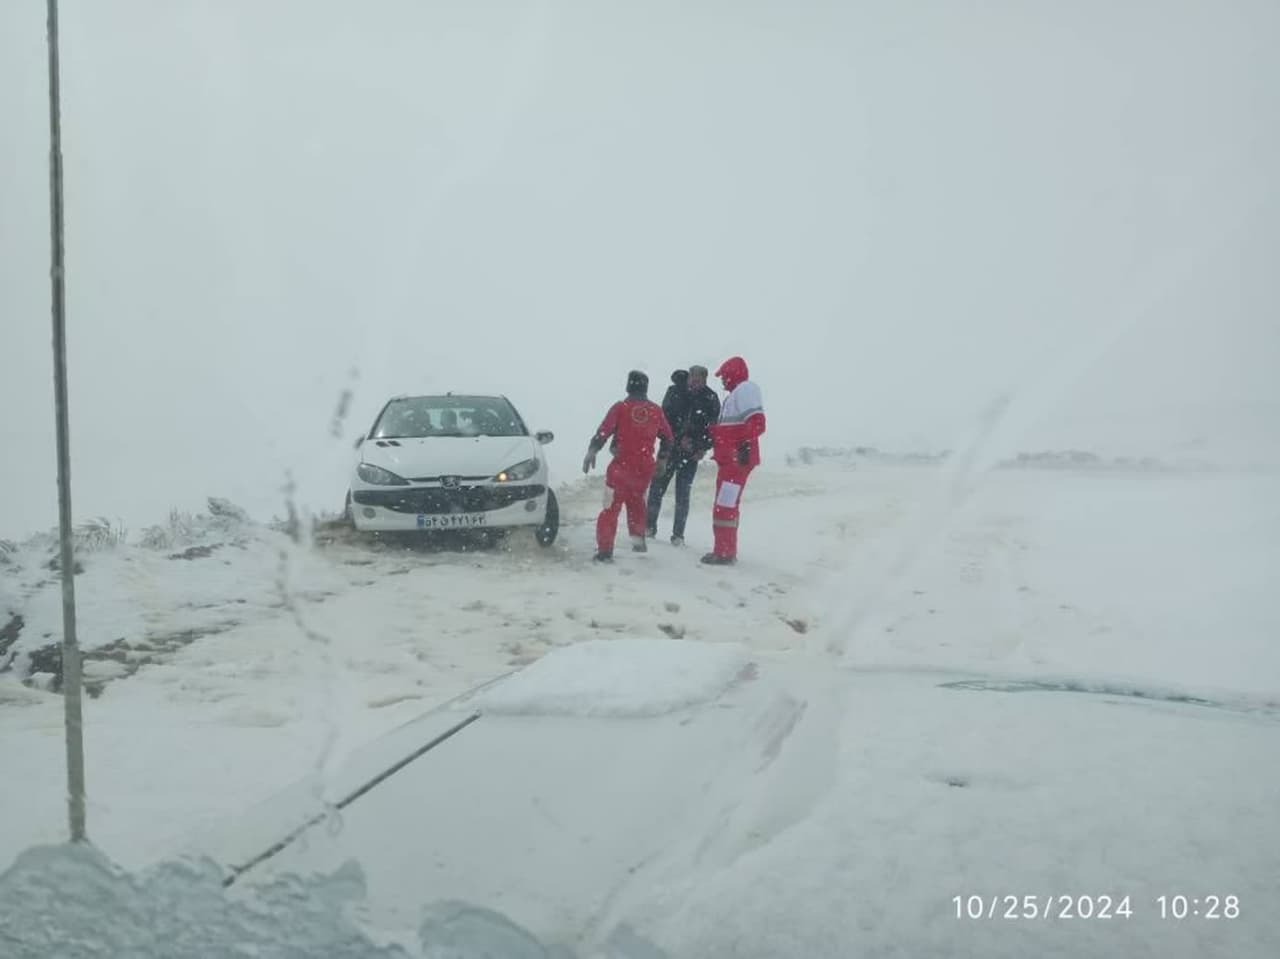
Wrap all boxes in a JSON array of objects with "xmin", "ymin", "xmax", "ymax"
[{"xmin": 535, "ymin": 490, "xmax": 559, "ymax": 547}]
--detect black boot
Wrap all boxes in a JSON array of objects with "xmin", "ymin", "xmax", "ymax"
[{"xmin": 700, "ymin": 552, "xmax": 735, "ymax": 565}]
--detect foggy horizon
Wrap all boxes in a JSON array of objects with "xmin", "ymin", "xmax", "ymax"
[{"xmin": 3, "ymin": 0, "xmax": 1277, "ymax": 540}]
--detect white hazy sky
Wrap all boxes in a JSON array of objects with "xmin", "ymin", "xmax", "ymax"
[{"xmin": 2, "ymin": 0, "xmax": 1277, "ymax": 539}]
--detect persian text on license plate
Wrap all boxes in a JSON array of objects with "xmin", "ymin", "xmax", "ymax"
[{"xmin": 417, "ymin": 513, "xmax": 487, "ymax": 530}]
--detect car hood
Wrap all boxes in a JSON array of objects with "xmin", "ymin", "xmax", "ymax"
[{"xmin": 360, "ymin": 435, "xmax": 536, "ymax": 480}]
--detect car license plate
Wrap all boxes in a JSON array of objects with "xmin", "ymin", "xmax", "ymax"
[{"xmin": 417, "ymin": 513, "xmax": 487, "ymax": 530}]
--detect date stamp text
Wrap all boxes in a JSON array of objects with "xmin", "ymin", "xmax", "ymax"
[{"xmin": 953, "ymin": 894, "xmax": 1241, "ymax": 921}]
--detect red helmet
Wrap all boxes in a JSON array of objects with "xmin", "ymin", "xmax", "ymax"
[{"xmin": 715, "ymin": 356, "xmax": 749, "ymax": 390}]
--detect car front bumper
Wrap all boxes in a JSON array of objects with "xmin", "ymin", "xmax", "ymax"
[{"xmin": 351, "ymin": 483, "xmax": 547, "ymax": 532}]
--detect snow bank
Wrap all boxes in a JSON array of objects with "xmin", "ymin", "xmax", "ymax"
[
  {"xmin": 0, "ymin": 844, "xmax": 598, "ymax": 959},
  {"xmin": 0, "ymin": 496, "xmax": 350, "ymax": 693},
  {"xmin": 0, "ymin": 844, "xmax": 402, "ymax": 959},
  {"xmin": 468, "ymin": 639, "xmax": 751, "ymax": 717}
]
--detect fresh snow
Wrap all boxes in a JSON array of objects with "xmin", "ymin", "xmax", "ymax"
[
  {"xmin": 468, "ymin": 638, "xmax": 751, "ymax": 717},
  {"xmin": 0, "ymin": 844, "xmax": 403, "ymax": 959},
  {"xmin": 1, "ymin": 461, "xmax": 1278, "ymax": 957},
  {"xmin": 0, "ymin": 843, "xmax": 583, "ymax": 959}
]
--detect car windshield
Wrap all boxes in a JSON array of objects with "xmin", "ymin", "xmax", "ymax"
[{"xmin": 370, "ymin": 396, "xmax": 526, "ymax": 439}]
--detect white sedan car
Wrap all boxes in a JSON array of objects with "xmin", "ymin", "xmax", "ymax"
[{"xmin": 346, "ymin": 393, "xmax": 558, "ymax": 545}]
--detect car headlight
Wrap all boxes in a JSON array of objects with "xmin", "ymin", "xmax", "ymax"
[
  {"xmin": 494, "ymin": 458, "xmax": 539, "ymax": 483},
  {"xmin": 357, "ymin": 463, "xmax": 410, "ymax": 486}
]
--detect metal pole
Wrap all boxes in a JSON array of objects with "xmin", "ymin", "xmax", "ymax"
[{"xmin": 46, "ymin": 0, "xmax": 88, "ymax": 843}]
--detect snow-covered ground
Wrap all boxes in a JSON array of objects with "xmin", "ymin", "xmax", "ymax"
[{"xmin": 2, "ymin": 459, "xmax": 1278, "ymax": 957}]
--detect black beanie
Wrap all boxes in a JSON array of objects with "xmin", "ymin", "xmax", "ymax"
[{"xmin": 626, "ymin": 370, "xmax": 649, "ymax": 397}]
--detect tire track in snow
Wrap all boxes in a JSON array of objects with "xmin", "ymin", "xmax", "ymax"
[{"xmin": 578, "ymin": 664, "xmax": 842, "ymax": 954}]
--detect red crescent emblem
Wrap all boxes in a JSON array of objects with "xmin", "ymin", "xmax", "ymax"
[{"xmin": 630, "ymin": 406, "xmax": 652, "ymax": 424}]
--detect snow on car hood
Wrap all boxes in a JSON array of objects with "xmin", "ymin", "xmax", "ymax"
[{"xmin": 361, "ymin": 435, "xmax": 537, "ymax": 479}]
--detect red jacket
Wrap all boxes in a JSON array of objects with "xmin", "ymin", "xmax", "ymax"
[
  {"xmin": 592, "ymin": 398, "xmax": 674, "ymax": 469},
  {"xmin": 711, "ymin": 356, "xmax": 766, "ymax": 468}
]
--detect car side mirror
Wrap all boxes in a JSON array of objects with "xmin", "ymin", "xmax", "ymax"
[
  {"xmin": 353, "ymin": 434, "xmax": 365, "ymax": 450},
  {"xmin": 535, "ymin": 430, "xmax": 554, "ymax": 445}
]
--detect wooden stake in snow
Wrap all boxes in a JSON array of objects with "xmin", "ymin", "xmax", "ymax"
[{"xmin": 46, "ymin": 0, "xmax": 88, "ymax": 843}]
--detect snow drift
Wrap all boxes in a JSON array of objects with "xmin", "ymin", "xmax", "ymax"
[
  {"xmin": 0, "ymin": 844, "xmax": 659, "ymax": 959},
  {"xmin": 465, "ymin": 638, "xmax": 751, "ymax": 717}
]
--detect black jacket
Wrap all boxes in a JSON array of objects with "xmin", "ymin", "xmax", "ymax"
[
  {"xmin": 682, "ymin": 385, "xmax": 721, "ymax": 457},
  {"xmin": 661, "ymin": 370, "xmax": 691, "ymax": 440},
  {"xmin": 662, "ymin": 373, "xmax": 720, "ymax": 460}
]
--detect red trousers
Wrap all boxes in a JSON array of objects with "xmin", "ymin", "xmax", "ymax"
[
  {"xmin": 597, "ymin": 459, "xmax": 654, "ymax": 554},
  {"xmin": 711, "ymin": 463, "xmax": 753, "ymax": 559}
]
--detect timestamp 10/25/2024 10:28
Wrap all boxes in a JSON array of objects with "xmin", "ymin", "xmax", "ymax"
[{"xmin": 953, "ymin": 895, "xmax": 1240, "ymax": 921}]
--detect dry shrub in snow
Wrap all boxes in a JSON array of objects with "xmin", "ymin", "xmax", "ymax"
[
  {"xmin": 140, "ymin": 497, "xmax": 253, "ymax": 551},
  {"xmin": 72, "ymin": 518, "xmax": 128, "ymax": 554}
]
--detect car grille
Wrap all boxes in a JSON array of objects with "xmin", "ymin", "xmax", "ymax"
[{"xmin": 353, "ymin": 484, "xmax": 545, "ymax": 514}]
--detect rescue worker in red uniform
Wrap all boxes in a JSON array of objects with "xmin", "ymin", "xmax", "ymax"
[
  {"xmin": 583, "ymin": 370, "xmax": 674, "ymax": 562},
  {"xmin": 703, "ymin": 356, "xmax": 766, "ymax": 565}
]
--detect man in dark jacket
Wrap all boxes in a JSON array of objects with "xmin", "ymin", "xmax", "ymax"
[
  {"xmin": 646, "ymin": 364, "xmax": 721, "ymax": 545},
  {"xmin": 662, "ymin": 369, "xmax": 691, "ymax": 432}
]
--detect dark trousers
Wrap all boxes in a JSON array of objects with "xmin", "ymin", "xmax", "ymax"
[{"xmin": 646, "ymin": 456, "xmax": 699, "ymax": 537}]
